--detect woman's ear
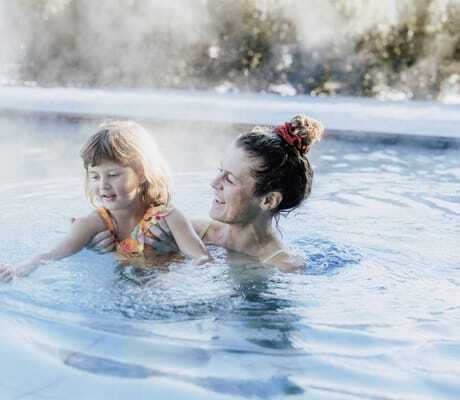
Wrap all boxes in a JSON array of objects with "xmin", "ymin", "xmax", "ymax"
[{"xmin": 260, "ymin": 191, "xmax": 283, "ymax": 211}]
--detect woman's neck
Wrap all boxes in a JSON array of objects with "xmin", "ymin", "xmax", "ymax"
[{"xmin": 221, "ymin": 215, "xmax": 282, "ymax": 259}]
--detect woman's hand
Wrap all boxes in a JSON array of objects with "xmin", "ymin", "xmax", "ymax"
[
  {"xmin": 144, "ymin": 225, "xmax": 179, "ymax": 253},
  {"xmin": 71, "ymin": 217, "xmax": 115, "ymax": 254},
  {"xmin": 86, "ymin": 230, "xmax": 116, "ymax": 253}
]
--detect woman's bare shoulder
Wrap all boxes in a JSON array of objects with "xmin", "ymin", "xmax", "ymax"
[{"xmin": 191, "ymin": 218, "xmax": 225, "ymax": 243}]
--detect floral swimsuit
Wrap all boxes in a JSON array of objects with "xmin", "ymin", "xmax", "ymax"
[{"xmin": 97, "ymin": 204, "xmax": 174, "ymax": 259}]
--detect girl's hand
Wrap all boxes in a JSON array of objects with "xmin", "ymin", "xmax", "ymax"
[
  {"xmin": 14, "ymin": 263, "xmax": 37, "ymax": 277},
  {"xmin": 0, "ymin": 264, "xmax": 14, "ymax": 283},
  {"xmin": 192, "ymin": 255, "xmax": 213, "ymax": 266},
  {"xmin": 0, "ymin": 262, "xmax": 41, "ymax": 281}
]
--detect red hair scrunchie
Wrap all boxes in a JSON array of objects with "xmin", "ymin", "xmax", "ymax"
[{"xmin": 273, "ymin": 122, "xmax": 306, "ymax": 154}]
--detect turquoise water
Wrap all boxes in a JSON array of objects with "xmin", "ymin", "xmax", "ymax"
[{"xmin": 0, "ymin": 116, "xmax": 459, "ymax": 399}]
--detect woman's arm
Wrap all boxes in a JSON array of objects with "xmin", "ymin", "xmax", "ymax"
[
  {"xmin": 0, "ymin": 212, "xmax": 103, "ymax": 280},
  {"xmin": 165, "ymin": 208, "xmax": 210, "ymax": 262}
]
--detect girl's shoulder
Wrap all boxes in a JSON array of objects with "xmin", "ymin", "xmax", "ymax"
[{"xmin": 73, "ymin": 210, "xmax": 107, "ymax": 235}]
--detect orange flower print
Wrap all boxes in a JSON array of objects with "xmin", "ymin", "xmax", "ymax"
[{"xmin": 117, "ymin": 238, "xmax": 141, "ymax": 255}]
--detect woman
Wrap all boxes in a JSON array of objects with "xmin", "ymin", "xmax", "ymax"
[{"xmin": 90, "ymin": 115, "xmax": 324, "ymax": 271}]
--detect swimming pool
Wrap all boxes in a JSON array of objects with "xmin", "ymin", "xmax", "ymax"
[{"xmin": 0, "ymin": 108, "xmax": 459, "ymax": 399}]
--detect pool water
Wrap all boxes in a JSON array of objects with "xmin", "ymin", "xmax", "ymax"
[{"xmin": 0, "ymin": 115, "xmax": 459, "ymax": 399}]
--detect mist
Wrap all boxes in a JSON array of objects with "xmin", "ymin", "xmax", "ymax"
[
  {"xmin": 0, "ymin": 113, "xmax": 240, "ymax": 191},
  {"xmin": 0, "ymin": 0, "xmax": 458, "ymax": 200},
  {"xmin": 0, "ymin": 0, "xmax": 458, "ymax": 101}
]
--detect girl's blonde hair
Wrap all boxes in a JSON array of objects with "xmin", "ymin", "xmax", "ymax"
[{"xmin": 80, "ymin": 121, "xmax": 171, "ymax": 207}]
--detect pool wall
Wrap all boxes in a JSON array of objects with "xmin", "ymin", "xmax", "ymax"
[{"xmin": 0, "ymin": 86, "xmax": 459, "ymax": 148}]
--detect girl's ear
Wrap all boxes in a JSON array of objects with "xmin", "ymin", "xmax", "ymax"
[
  {"xmin": 260, "ymin": 191, "xmax": 283, "ymax": 211},
  {"xmin": 137, "ymin": 168, "xmax": 147, "ymax": 184}
]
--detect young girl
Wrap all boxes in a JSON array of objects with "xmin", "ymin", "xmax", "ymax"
[{"xmin": 0, "ymin": 121, "xmax": 209, "ymax": 282}]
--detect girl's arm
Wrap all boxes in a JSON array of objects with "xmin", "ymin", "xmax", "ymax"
[
  {"xmin": 0, "ymin": 212, "xmax": 103, "ymax": 280},
  {"xmin": 165, "ymin": 208, "xmax": 211, "ymax": 263},
  {"xmin": 190, "ymin": 218, "xmax": 213, "ymax": 243}
]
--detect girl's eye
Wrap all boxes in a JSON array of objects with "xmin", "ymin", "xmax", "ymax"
[
  {"xmin": 225, "ymin": 175, "xmax": 234, "ymax": 184},
  {"xmin": 89, "ymin": 175, "xmax": 99, "ymax": 180},
  {"xmin": 109, "ymin": 173, "xmax": 119, "ymax": 177}
]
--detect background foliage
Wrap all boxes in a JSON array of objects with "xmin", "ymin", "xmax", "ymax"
[{"xmin": 1, "ymin": 0, "xmax": 459, "ymax": 100}]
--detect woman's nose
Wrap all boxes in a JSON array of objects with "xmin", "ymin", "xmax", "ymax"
[{"xmin": 211, "ymin": 173, "xmax": 223, "ymax": 190}]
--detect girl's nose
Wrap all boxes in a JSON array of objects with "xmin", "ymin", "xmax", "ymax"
[{"xmin": 100, "ymin": 176, "xmax": 111, "ymax": 189}]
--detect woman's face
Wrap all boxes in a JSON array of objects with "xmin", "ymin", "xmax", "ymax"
[{"xmin": 209, "ymin": 143, "xmax": 263, "ymax": 224}]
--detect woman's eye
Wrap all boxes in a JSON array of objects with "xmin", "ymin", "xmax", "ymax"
[
  {"xmin": 216, "ymin": 167, "xmax": 234, "ymax": 184},
  {"xmin": 90, "ymin": 175, "xmax": 99, "ymax": 180},
  {"xmin": 109, "ymin": 173, "xmax": 119, "ymax": 177}
]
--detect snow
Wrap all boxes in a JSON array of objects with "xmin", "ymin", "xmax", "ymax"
[{"xmin": 0, "ymin": 86, "xmax": 458, "ymax": 139}]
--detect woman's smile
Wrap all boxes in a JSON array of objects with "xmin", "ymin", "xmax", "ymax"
[{"xmin": 209, "ymin": 145, "xmax": 263, "ymax": 224}]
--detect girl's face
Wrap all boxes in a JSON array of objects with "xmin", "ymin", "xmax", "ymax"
[
  {"xmin": 87, "ymin": 160, "xmax": 142, "ymax": 211},
  {"xmin": 210, "ymin": 144, "xmax": 264, "ymax": 224}
]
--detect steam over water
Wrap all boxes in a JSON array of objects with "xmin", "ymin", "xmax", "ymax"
[{"xmin": 1, "ymin": 0, "xmax": 459, "ymax": 102}]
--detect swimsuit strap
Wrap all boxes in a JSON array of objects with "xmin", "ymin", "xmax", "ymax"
[
  {"xmin": 260, "ymin": 249, "xmax": 286, "ymax": 264},
  {"xmin": 200, "ymin": 221, "xmax": 212, "ymax": 240},
  {"xmin": 97, "ymin": 208, "xmax": 116, "ymax": 238}
]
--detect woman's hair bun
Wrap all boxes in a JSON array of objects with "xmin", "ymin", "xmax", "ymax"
[
  {"xmin": 290, "ymin": 115, "xmax": 324, "ymax": 155},
  {"xmin": 273, "ymin": 115, "xmax": 324, "ymax": 155}
]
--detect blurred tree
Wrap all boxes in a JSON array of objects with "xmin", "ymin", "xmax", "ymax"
[
  {"xmin": 192, "ymin": 0, "xmax": 297, "ymax": 91},
  {"xmin": 6, "ymin": 0, "xmax": 460, "ymax": 100}
]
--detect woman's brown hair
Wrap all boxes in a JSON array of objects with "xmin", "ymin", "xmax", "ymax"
[{"xmin": 236, "ymin": 115, "xmax": 324, "ymax": 214}]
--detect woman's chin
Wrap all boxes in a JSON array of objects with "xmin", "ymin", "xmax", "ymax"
[{"xmin": 209, "ymin": 204, "xmax": 225, "ymax": 222}]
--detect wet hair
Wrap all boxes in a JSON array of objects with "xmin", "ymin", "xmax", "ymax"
[
  {"xmin": 80, "ymin": 120, "xmax": 171, "ymax": 207},
  {"xmin": 236, "ymin": 115, "xmax": 324, "ymax": 214}
]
